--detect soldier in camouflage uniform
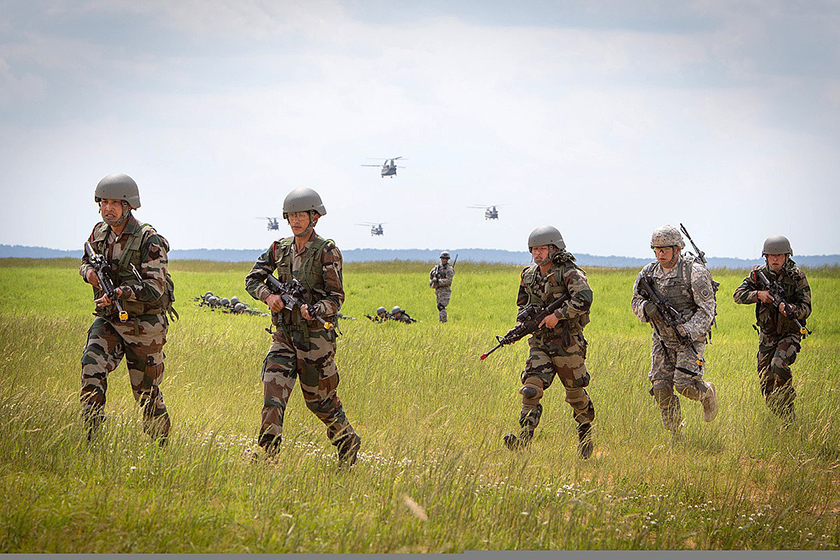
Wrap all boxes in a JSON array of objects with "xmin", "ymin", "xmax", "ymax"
[
  {"xmin": 245, "ymin": 187, "xmax": 361, "ymax": 466},
  {"xmin": 503, "ymin": 226, "xmax": 596, "ymax": 459},
  {"xmin": 390, "ymin": 306, "xmax": 416, "ymax": 324},
  {"xmin": 631, "ymin": 225, "xmax": 719, "ymax": 437},
  {"xmin": 429, "ymin": 251, "xmax": 455, "ymax": 323},
  {"xmin": 733, "ymin": 235, "xmax": 811, "ymax": 422},
  {"xmin": 79, "ymin": 173, "xmax": 175, "ymax": 444}
]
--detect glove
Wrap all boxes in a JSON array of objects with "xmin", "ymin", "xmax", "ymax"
[
  {"xmin": 643, "ymin": 301, "xmax": 660, "ymax": 321},
  {"xmin": 675, "ymin": 324, "xmax": 689, "ymax": 338}
]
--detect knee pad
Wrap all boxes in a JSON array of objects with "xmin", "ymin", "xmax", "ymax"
[
  {"xmin": 520, "ymin": 381, "xmax": 544, "ymax": 405},
  {"xmin": 437, "ymin": 303, "xmax": 446, "ymax": 311}
]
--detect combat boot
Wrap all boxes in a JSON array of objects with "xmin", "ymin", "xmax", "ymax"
[
  {"xmin": 83, "ymin": 408, "xmax": 106, "ymax": 442},
  {"xmin": 337, "ymin": 433, "xmax": 361, "ymax": 467},
  {"xmin": 503, "ymin": 429, "xmax": 533, "ymax": 451},
  {"xmin": 577, "ymin": 423, "xmax": 593, "ymax": 459},
  {"xmin": 701, "ymin": 382, "xmax": 718, "ymax": 422},
  {"xmin": 258, "ymin": 433, "xmax": 282, "ymax": 458}
]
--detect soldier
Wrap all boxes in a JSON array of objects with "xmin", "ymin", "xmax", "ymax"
[
  {"xmin": 390, "ymin": 306, "xmax": 417, "ymax": 324},
  {"xmin": 79, "ymin": 173, "xmax": 175, "ymax": 444},
  {"xmin": 733, "ymin": 235, "xmax": 811, "ymax": 422},
  {"xmin": 429, "ymin": 251, "xmax": 455, "ymax": 323},
  {"xmin": 366, "ymin": 306, "xmax": 390, "ymax": 322},
  {"xmin": 503, "ymin": 226, "xmax": 596, "ymax": 459},
  {"xmin": 631, "ymin": 225, "xmax": 719, "ymax": 438},
  {"xmin": 245, "ymin": 187, "xmax": 361, "ymax": 466}
]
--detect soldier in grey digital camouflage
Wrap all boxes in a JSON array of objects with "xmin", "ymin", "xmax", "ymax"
[
  {"xmin": 390, "ymin": 306, "xmax": 417, "ymax": 323},
  {"xmin": 429, "ymin": 250, "xmax": 455, "ymax": 323},
  {"xmin": 733, "ymin": 235, "xmax": 811, "ymax": 422},
  {"xmin": 503, "ymin": 226, "xmax": 596, "ymax": 459},
  {"xmin": 79, "ymin": 173, "xmax": 176, "ymax": 445},
  {"xmin": 245, "ymin": 187, "xmax": 361, "ymax": 466},
  {"xmin": 631, "ymin": 225, "xmax": 719, "ymax": 438}
]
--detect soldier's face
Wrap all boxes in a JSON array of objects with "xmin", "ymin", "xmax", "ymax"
[
  {"xmin": 441, "ymin": 257, "xmax": 449, "ymax": 265},
  {"xmin": 99, "ymin": 199, "xmax": 125, "ymax": 225},
  {"xmin": 287, "ymin": 211, "xmax": 317, "ymax": 235},
  {"xmin": 766, "ymin": 253, "xmax": 787, "ymax": 271},
  {"xmin": 653, "ymin": 246, "xmax": 678, "ymax": 267},
  {"xmin": 531, "ymin": 245, "xmax": 551, "ymax": 265}
]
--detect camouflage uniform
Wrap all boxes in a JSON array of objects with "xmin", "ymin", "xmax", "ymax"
[
  {"xmin": 631, "ymin": 255, "xmax": 716, "ymax": 432},
  {"xmin": 79, "ymin": 215, "xmax": 172, "ymax": 440},
  {"xmin": 392, "ymin": 311, "xmax": 416, "ymax": 324},
  {"xmin": 429, "ymin": 262, "xmax": 455, "ymax": 323},
  {"xmin": 245, "ymin": 232, "xmax": 358, "ymax": 456},
  {"xmin": 733, "ymin": 260, "xmax": 811, "ymax": 419},
  {"xmin": 513, "ymin": 251, "xmax": 595, "ymax": 445}
]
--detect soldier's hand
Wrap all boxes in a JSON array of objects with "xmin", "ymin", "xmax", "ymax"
[
  {"xmin": 675, "ymin": 324, "xmax": 689, "ymax": 338},
  {"xmin": 778, "ymin": 302, "xmax": 788, "ymax": 316},
  {"xmin": 301, "ymin": 304, "xmax": 314, "ymax": 321},
  {"xmin": 643, "ymin": 301, "xmax": 660, "ymax": 321},
  {"xmin": 86, "ymin": 269, "xmax": 101, "ymax": 289},
  {"xmin": 94, "ymin": 288, "xmax": 121, "ymax": 308},
  {"xmin": 265, "ymin": 294, "xmax": 285, "ymax": 313},
  {"xmin": 539, "ymin": 313, "xmax": 560, "ymax": 329},
  {"xmin": 757, "ymin": 290, "xmax": 773, "ymax": 304}
]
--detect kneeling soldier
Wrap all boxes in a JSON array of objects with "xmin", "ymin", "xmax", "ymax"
[
  {"xmin": 503, "ymin": 226, "xmax": 596, "ymax": 458},
  {"xmin": 246, "ymin": 187, "xmax": 361, "ymax": 465},
  {"xmin": 733, "ymin": 235, "xmax": 811, "ymax": 422}
]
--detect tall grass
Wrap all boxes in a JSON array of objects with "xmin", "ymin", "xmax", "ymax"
[{"xmin": 0, "ymin": 259, "xmax": 838, "ymax": 551}]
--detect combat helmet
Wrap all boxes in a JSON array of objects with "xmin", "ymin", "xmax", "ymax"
[
  {"xmin": 95, "ymin": 173, "xmax": 141, "ymax": 209},
  {"xmin": 440, "ymin": 251, "xmax": 451, "ymax": 259},
  {"xmin": 283, "ymin": 187, "xmax": 326, "ymax": 218},
  {"xmin": 391, "ymin": 306, "xmax": 402, "ymax": 315},
  {"xmin": 650, "ymin": 225, "xmax": 685, "ymax": 249},
  {"xmin": 376, "ymin": 306, "xmax": 387, "ymax": 315},
  {"xmin": 230, "ymin": 296, "xmax": 240, "ymax": 306},
  {"xmin": 528, "ymin": 226, "xmax": 566, "ymax": 251},
  {"xmin": 762, "ymin": 235, "xmax": 793, "ymax": 256},
  {"xmin": 233, "ymin": 303, "xmax": 245, "ymax": 313}
]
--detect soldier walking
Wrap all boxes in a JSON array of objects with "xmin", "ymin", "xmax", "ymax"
[
  {"xmin": 245, "ymin": 187, "xmax": 361, "ymax": 465},
  {"xmin": 429, "ymin": 251, "xmax": 455, "ymax": 323},
  {"xmin": 503, "ymin": 226, "xmax": 596, "ymax": 458},
  {"xmin": 631, "ymin": 225, "xmax": 718, "ymax": 438},
  {"xmin": 79, "ymin": 173, "xmax": 175, "ymax": 444},
  {"xmin": 733, "ymin": 236, "xmax": 811, "ymax": 422}
]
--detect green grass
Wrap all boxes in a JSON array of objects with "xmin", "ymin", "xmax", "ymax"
[{"xmin": 0, "ymin": 258, "xmax": 838, "ymax": 552}]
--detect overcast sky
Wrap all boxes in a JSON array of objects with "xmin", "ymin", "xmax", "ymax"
[{"xmin": 1, "ymin": 1, "xmax": 838, "ymax": 259}]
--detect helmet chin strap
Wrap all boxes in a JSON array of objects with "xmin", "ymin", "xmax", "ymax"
[{"xmin": 665, "ymin": 247, "xmax": 679, "ymax": 268}]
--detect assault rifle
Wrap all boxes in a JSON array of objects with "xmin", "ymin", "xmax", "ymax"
[
  {"xmin": 637, "ymin": 275, "xmax": 703, "ymax": 368},
  {"xmin": 263, "ymin": 275, "xmax": 334, "ymax": 330},
  {"xmin": 479, "ymin": 294, "xmax": 570, "ymax": 360},
  {"xmin": 84, "ymin": 241, "xmax": 128, "ymax": 322},
  {"xmin": 753, "ymin": 269, "xmax": 811, "ymax": 337},
  {"xmin": 337, "ymin": 313, "xmax": 356, "ymax": 320}
]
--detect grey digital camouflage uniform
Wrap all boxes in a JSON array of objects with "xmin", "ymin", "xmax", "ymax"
[
  {"xmin": 429, "ymin": 262, "xmax": 455, "ymax": 323},
  {"xmin": 79, "ymin": 214, "xmax": 172, "ymax": 441},
  {"xmin": 631, "ymin": 255, "xmax": 717, "ymax": 432},
  {"xmin": 733, "ymin": 260, "xmax": 811, "ymax": 419},
  {"xmin": 245, "ymin": 231, "xmax": 359, "ymax": 457},
  {"xmin": 512, "ymin": 251, "xmax": 595, "ymax": 446}
]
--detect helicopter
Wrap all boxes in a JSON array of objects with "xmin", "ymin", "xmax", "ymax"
[
  {"xmin": 362, "ymin": 156, "xmax": 405, "ymax": 178},
  {"xmin": 355, "ymin": 222, "xmax": 385, "ymax": 236},
  {"xmin": 257, "ymin": 217, "xmax": 280, "ymax": 231},
  {"xmin": 468, "ymin": 205, "xmax": 503, "ymax": 220}
]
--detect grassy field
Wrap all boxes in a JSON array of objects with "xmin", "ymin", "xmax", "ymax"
[{"xmin": 0, "ymin": 258, "xmax": 838, "ymax": 552}]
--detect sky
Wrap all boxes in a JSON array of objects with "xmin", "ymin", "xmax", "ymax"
[{"xmin": 1, "ymin": 0, "xmax": 838, "ymax": 259}]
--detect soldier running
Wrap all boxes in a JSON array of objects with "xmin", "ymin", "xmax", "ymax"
[{"xmin": 429, "ymin": 251, "xmax": 455, "ymax": 323}]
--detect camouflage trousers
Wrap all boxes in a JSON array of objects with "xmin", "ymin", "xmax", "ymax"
[
  {"xmin": 757, "ymin": 331, "xmax": 800, "ymax": 419},
  {"xmin": 515, "ymin": 332, "xmax": 595, "ymax": 442},
  {"xmin": 80, "ymin": 315, "xmax": 170, "ymax": 439},
  {"xmin": 259, "ymin": 325, "xmax": 357, "ymax": 451},
  {"xmin": 435, "ymin": 287, "xmax": 451, "ymax": 323},
  {"xmin": 649, "ymin": 335, "xmax": 710, "ymax": 432}
]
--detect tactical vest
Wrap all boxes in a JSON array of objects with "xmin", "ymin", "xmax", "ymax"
[
  {"xmin": 521, "ymin": 260, "xmax": 589, "ymax": 333},
  {"xmin": 755, "ymin": 262, "xmax": 807, "ymax": 335},
  {"xmin": 92, "ymin": 221, "xmax": 176, "ymax": 320},
  {"xmin": 642, "ymin": 258, "xmax": 696, "ymax": 321},
  {"xmin": 270, "ymin": 235, "xmax": 333, "ymax": 327}
]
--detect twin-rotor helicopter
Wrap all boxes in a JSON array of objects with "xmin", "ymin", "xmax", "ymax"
[
  {"xmin": 355, "ymin": 222, "xmax": 385, "ymax": 236},
  {"xmin": 468, "ymin": 205, "xmax": 503, "ymax": 220},
  {"xmin": 362, "ymin": 156, "xmax": 405, "ymax": 178}
]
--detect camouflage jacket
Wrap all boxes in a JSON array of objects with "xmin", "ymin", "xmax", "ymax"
[
  {"xmin": 79, "ymin": 215, "xmax": 171, "ymax": 319},
  {"xmin": 631, "ymin": 255, "xmax": 715, "ymax": 343},
  {"xmin": 429, "ymin": 262, "xmax": 455, "ymax": 289},
  {"xmin": 517, "ymin": 252, "xmax": 592, "ymax": 337},
  {"xmin": 245, "ymin": 231, "xmax": 344, "ymax": 327},
  {"xmin": 733, "ymin": 260, "xmax": 811, "ymax": 336}
]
